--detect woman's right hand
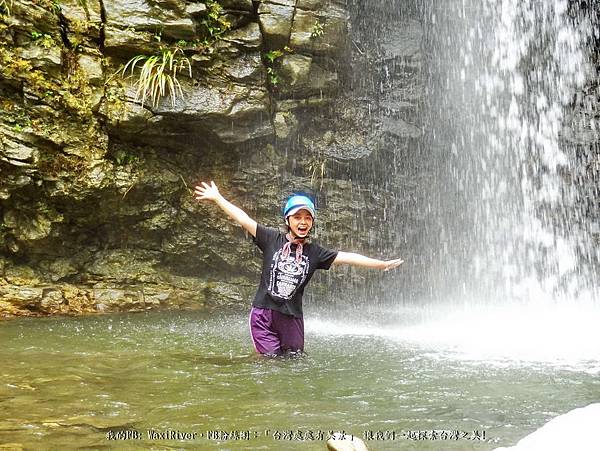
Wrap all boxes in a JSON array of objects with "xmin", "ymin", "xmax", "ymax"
[{"xmin": 194, "ymin": 181, "xmax": 221, "ymax": 202}]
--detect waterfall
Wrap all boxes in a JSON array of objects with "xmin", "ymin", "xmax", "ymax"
[
  {"xmin": 423, "ymin": 0, "xmax": 598, "ymax": 306},
  {"xmin": 312, "ymin": 0, "xmax": 599, "ymax": 363}
]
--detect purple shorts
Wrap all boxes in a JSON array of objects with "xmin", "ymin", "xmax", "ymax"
[{"xmin": 249, "ymin": 307, "xmax": 304, "ymax": 355}]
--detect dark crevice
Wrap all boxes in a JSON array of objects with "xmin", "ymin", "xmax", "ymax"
[
  {"xmin": 98, "ymin": 0, "xmax": 107, "ymax": 53},
  {"xmin": 288, "ymin": 0, "xmax": 299, "ymax": 48},
  {"xmin": 57, "ymin": 10, "xmax": 73, "ymax": 50}
]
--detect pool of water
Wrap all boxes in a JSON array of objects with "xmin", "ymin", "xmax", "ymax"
[{"xmin": 1, "ymin": 309, "xmax": 599, "ymax": 450}]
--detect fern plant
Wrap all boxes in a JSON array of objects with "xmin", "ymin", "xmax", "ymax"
[{"xmin": 120, "ymin": 47, "xmax": 192, "ymax": 108}]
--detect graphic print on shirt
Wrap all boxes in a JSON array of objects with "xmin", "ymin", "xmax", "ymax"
[{"xmin": 267, "ymin": 248, "xmax": 310, "ymax": 300}]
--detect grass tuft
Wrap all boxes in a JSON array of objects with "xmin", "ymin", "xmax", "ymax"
[{"xmin": 120, "ymin": 47, "xmax": 192, "ymax": 108}]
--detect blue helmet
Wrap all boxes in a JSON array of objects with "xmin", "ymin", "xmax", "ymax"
[{"xmin": 283, "ymin": 194, "xmax": 316, "ymax": 219}]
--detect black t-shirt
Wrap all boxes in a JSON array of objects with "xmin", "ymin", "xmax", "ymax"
[{"xmin": 252, "ymin": 224, "xmax": 338, "ymax": 318}]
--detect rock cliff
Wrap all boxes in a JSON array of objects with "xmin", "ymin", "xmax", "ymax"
[{"xmin": 0, "ymin": 0, "xmax": 425, "ymax": 316}]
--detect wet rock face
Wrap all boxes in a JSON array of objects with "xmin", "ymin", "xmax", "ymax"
[{"xmin": 0, "ymin": 0, "xmax": 425, "ymax": 317}]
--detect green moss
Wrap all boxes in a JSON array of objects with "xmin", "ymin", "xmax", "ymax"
[
  {"xmin": 37, "ymin": 151, "xmax": 88, "ymax": 178},
  {"xmin": 0, "ymin": 46, "xmax": 95, "ymax": 118},
  {"xmin": 31, "ymin": 31, "xmax": 56, "ymax": 48}
]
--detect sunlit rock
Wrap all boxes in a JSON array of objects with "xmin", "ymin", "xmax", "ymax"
[
  {"xmin": 17, "ymin": 45, "xmax": 61, "ymax": 74},
  {"xmin": 290, "ymin": 1, "xmax": 348, "ymax": 55},
  {"xmin": 0, "ymin": 130, "xmax": 39, "ymax": 166},
  {"xmin": 326, "ymin": 433, "xmax": 369, "ymax": 451},
  {"xmin": 277, "ymin": 54, "xmax": 338, "ymax": 97},
  {"xmin": 494, "ymin": 403, "xmax": 600, "ymax": 451},
  {"xmin": 258, "ymin": 1, "xmax": 295, "ymax": 50},
  {"xmin": 5, "ymin": 0, "xmax": 60, "ymax": 37},
  {"xmin": 77, "ymin": 54, "xmax": 104, "ymax": 86},
  {"xmin": 273, "ymin": 111, "xmax": 299, "ymax": 139},
  {"xmin": 222, "ymin": 22, "xmax": 262, "ymax": 50},
  {"xmin": 103, "ymin": 0, "xmax": 196, "ymax": 40},
  {"xmin": 40, "ymin": 288, "xmax": 66, "ymax": 314},
  {"xmin": 185, "ymin": 2, "xmax": 207, "ymax": 16}
]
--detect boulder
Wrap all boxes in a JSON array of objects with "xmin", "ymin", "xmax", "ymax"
[
  {"xmin": 59, "ymin": 0, "xmax": 103, "ymax": 47},
  {"xmin": 103, "ymin": 26, "xmax": 164, "ymax": 57},
  {"xmin": 3, "ymin": 209, "xmax": 55, "ymax": 241},
  {"xmin": 85, "ymin": 249, "xmax": 161, "ymax": 283},
  {"xmin": 380, "ymin": 19, "xmax": 423, "ymax": 60},
  {"xmin": 380, "ymin": 116, "xmax": 421, "ymax": 139},
  {"xmin": 273, "ymin": 111, "xmax": 299, "ymax": 139},
  {"xmin": 221, "ymin": 53, "xmax": 265, "ymax": 83},
  {"xmin": 257, "ymin": 1, "xmax": 295, "ymax": 50},
  {"xmin": 0, "ymin": 132, "xmax": 40, "ymax": 167},
  {"xmin": 17, "ymin": 45, "xmax": 62, "ymax": 74},
  {"xmin": 277, "ymin": 54, "xmax": 339, "ymax": 98},
  {"xmin": 326, "ymin": 433, "xmax": 369, "ymax": 451},
  {"xmin": 290, "ymin": 1, "xmax": 348, "ymax": 56},
  {"xmin": 113, "ymin": 79, "xmax": 273, "ymax": 145},
  {"xmin": 494, "ymin": 403, "xmax": 600, "ymax": 451},
  {"xmin": 77, "ymin": 53, "xmax": 104, "ymax": 86},
  {"xmin": 6, "ymin": 0, "xmax": 61, "ymax": 37},
  {"xmin": 103, "ymin": 0, "xmax": 196, "ymax": 40},
  {"xmin": 222, "ymin": 21, "xmax": 262, "ymax": 50}
]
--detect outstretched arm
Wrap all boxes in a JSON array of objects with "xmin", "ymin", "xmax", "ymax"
[
  {"xmin": 194, "ymin": 181, "xmax": 258, "ymax": 237},
  {"xmin": 332, "ymin": 251, "xmax": 404, "ymax": 271}
]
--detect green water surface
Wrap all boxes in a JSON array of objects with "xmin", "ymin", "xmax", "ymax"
[{"xmin": 1, "ymin": 310, "xmax": 598, "ymax": 450}]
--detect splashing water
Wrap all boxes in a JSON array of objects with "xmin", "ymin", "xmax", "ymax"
[
  {"xmin": 422, "ymin": 0, "xmax": 597, "ymax": 304},
  {"xmin": 321, "ymin": 0, "xmax": 600, "ymax": 364},
  {"xmin": 484, "ymin": 0, "xmax": 594, "ymax": 300}
]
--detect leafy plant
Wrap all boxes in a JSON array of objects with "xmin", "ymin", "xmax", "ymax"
[
  {"xmin": 310, "ymin": 20, "xmax": 324, "ymax": 39},
  {"xmin": 30, "ymin": 31, "xmax": 55, "ymax": 48},
  {"xmin": 120, "ymin": 47, "xmax": 192, "ymax": 108},
  {"xmin": 264, "ymin": 49, "xmax": 283, "ymax": 63},
  {"xmin": 266, "ymin": 67, "xmax": 279, "ymax": 86},
  {"xmin": 263, "ymin": 49, "xmax": 288, "ymax": 87},
  {"xmin": 113, "ymin": 149, "xmax": 138, "ymax": 166},
  {"xmin": 202, "ymin": 0, "xmax": 231, "ymax": 39}
]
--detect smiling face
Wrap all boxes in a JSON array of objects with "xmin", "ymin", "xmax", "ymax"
[{"xmin": 287, "ymin": 209, "xmax": 314, "ymax": 239}]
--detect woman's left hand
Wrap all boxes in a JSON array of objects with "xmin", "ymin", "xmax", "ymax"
[{"xmin": 383, "ymin": 258, "xmax": 404, "ymax": 271}]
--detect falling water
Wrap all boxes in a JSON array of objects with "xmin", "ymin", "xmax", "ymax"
[
  {"xmin": 318, "ymin": 0, "xmax": 600, "ymax": 365},
  {"xmin": 408, "ymin": 0, "xmax": 600, "ymax": 362},
  {"xmin": 422, "ymin": 0, "xmax": 598, "ymax": 304}
]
